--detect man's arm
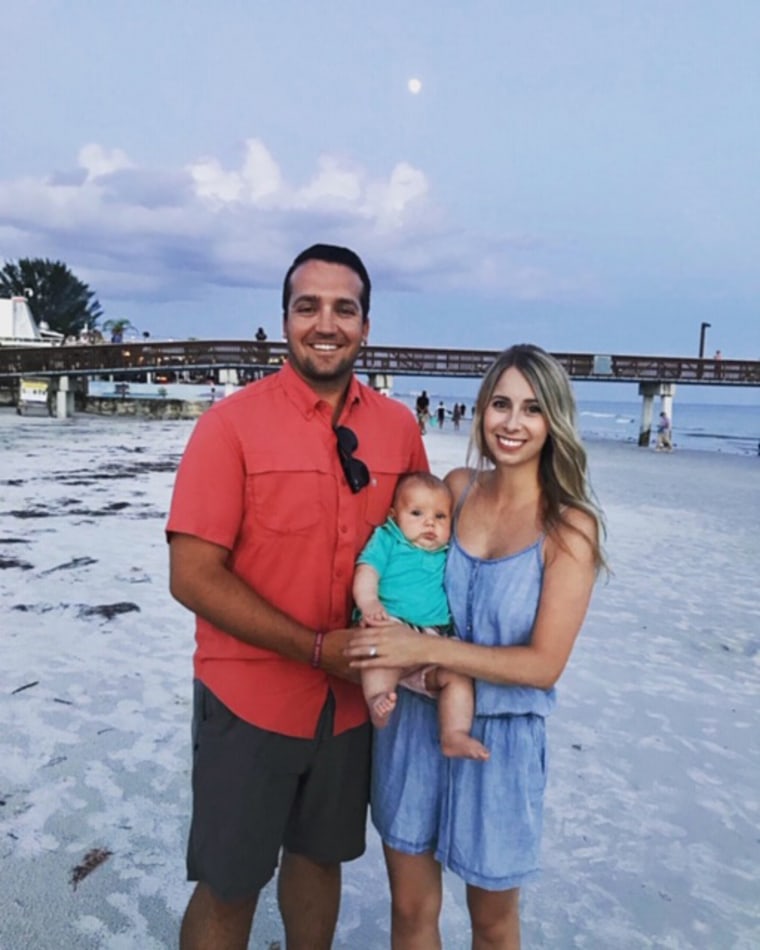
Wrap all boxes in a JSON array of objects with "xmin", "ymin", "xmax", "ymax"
[{"xmin": 169, "ymin": 532, "xmax": 359, "ymax": 682}]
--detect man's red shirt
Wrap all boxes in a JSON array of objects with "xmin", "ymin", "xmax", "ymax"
[{"xmin": 167, "ymin": 362, "xmax": 429, "ymax": 737}]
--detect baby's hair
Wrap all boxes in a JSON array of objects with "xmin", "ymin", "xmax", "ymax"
[{"xmin": 393, "ymin": 472, "xmax": 452, "ymax": 507}]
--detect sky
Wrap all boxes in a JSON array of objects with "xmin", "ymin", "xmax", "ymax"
[{"xmin": 1, "ymin": 1, "xmax": 759, "ymax": 396}]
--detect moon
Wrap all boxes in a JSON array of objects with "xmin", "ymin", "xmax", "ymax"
[{"xmin": 407, "ymin": 77, "xmax": 422, "ymax": 95}]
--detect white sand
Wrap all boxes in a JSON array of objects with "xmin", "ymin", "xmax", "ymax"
[{"xmin": 1, "ymin": 410, "xmax": 758, "ymax": 949}]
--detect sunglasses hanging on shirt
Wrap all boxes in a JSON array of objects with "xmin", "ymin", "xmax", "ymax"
[{"xmin": 334, "ymin": 426, "xmax": 370, "ymax": 494}]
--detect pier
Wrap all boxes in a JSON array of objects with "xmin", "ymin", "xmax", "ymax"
[{"xmin": 1, "ymin": 341, "xmax": 758, "ymax": 443}]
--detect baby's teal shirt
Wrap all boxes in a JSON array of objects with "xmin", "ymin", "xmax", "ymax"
[{"xmin": 356, "ymin": 517, "xmax": 451, "ymax": 627}]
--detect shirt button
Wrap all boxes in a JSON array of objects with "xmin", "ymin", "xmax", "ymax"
[
  {"xmin": 340, "ymin": 524, "xmax": 348, "ymax": 534},
  {"xmin": 335, "ymin": 569, "xmax": 343, "ymax": 578}
]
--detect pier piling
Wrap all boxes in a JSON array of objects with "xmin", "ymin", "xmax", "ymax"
[
  {"xmin": 53, "ymin": 375, "xmax": 75, "ymax": 420},
  {"xmin": 638, "ymin": 382, "xmax": 675, "ymax": 447}
]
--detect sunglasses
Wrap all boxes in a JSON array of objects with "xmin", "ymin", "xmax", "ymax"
[{"xmin": 334, "ymin": 426, "xmax": 370, "ymax": 494}]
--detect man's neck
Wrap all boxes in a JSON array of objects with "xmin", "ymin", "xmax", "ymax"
[{"xmin": 297, "ymin": 370, "xmax": 354, "ymax": 421}]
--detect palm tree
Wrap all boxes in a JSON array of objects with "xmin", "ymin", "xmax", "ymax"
[
  {"xmin": 102, "ymin": 318, "xmax": 139, "ymax": 343},
  {"xmin": 0, "ymin": 258, "xmax": 102, "ymax": 337}
]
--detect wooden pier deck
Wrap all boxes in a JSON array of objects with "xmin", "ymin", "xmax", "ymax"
[{"xmin": 1, "ymin": 340, "xmax": 759, "ymax": 387}]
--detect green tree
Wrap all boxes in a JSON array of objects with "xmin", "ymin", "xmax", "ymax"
[
  {"xmin": 0, "ymin": 258, "xmax": 103, "ymax": 337},
  {"xmin": 101, "ymin": 318, "xmax": 138, "ymax": 343}
]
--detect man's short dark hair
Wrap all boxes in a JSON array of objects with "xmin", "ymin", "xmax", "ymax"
[{"xmin": 282, "ymin": 244, "xmax": 371, "ymax": 319}]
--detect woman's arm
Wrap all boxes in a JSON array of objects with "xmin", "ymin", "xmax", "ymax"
[{"xmin": 347, "ymin": 509, "xmax": 597, "ymax": 690}]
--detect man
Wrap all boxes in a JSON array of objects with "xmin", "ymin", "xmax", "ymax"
[
  {"xmin": 167, "ymin": 244, "xmax": 428, "ymax": 949},
  {"xmin": 415, "ymin": 389, "xmax": 430, "ymax": 434}
]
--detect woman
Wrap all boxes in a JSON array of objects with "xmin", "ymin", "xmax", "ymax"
[{"xmin": 347, "ymin": 344, "xmax": 606, "ymax": 949}]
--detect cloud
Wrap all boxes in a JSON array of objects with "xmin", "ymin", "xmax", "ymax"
[
  {"xmin": 79, "ymin": 144, "xmax": 133, "ymax": 181},
  {"xmin": 0, "ymin": 137, "xmax": 578, "ymax": 303},
  {"xmin": 189, "ymin": 139, "xmax": 284, "ymax": 204}
]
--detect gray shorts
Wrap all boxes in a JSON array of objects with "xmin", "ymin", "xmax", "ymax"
[{"xmin": 187, "ymin": 680, "xmax": 371, "ymax": 901}]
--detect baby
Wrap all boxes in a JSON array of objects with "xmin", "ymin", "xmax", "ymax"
[{"xmin": 353, "ymin": 472, "xmax": 488, "ymax": 760}]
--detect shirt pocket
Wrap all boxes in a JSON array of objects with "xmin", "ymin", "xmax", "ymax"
[{"xmin": 246, "ymin": 469, "xmax": 324, "ymax": 534}]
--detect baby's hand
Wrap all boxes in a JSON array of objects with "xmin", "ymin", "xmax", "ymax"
[{"xmin": 358, "ymin": 602, "xmax": 389, "ymax": 625}]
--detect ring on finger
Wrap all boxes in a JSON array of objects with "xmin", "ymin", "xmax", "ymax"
[{"xmin": 369, "ymin": 646, "xmax": 377, "ymax": 658}]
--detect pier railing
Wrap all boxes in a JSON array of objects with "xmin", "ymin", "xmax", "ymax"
[{"xmin": 0, "ymin": 341, "xmax": 758, "ymax": 387}]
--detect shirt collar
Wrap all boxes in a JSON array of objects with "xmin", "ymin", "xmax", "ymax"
[
  {"xmin": 385, "ymin": 517, "xmax": 449, "ymax": 554},
  {"xmin": 278, "ymin": 360, "xmax": 363, "ymax": 421}
]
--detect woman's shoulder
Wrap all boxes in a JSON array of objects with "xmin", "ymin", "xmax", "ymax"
[
  {"xmin": 545, "ymin": 505, "xmax": 598, "ymax": 564},
  {"xmin": 444, "ymin": 467, "xmax": 477, "ymax": 501},
  {"xmin": 559, "ymin": 505, "xmax": 596, "ymax": 532}
]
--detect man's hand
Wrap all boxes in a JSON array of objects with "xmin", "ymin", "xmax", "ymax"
[{"xmin": 319, "ymin": 628, "xmax": 362, "ymax": 684}]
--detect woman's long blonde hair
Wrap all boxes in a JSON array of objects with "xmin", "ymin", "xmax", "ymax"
[{"xmin": 468, "ymin": 344, "xmax": 608, "ymax": 573}]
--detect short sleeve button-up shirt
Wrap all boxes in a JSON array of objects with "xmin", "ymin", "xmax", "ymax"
[{"xmin": 167, "ymin": 362, "xmax": 429, "ymax": 737}]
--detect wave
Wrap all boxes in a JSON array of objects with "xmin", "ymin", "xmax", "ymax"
[{"xmin": 681, "ymin": 431, "xmax": 752, "ymax": 443}]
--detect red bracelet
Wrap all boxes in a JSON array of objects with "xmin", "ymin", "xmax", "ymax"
[{"xmin": 311, "ymin": 630, "xmax": 325, "ymax": 669}]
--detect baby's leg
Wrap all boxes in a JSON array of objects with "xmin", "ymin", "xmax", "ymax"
[
  {"xmin": 434, "ymin": 669, "xmax": 489, "ymax": 761},
  {"xmin": 362, "ymin": 666, "xmax": 402, "ymax": 728}
]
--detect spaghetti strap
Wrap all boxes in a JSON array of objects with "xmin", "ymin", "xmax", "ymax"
[{"xmin": 452, "ymin": 472, "xmax": 478, "ymax": 525}]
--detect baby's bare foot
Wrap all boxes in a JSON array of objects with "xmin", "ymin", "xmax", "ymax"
[
  {"xmin": 369, "ymin": 691, "xmax": 398, "ymax": 729},
  {"xmin": 441, "ymin": 731, "xmax": 490, "ymax": 761}
]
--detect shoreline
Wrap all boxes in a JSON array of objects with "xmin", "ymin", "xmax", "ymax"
[{"xmin": 1, "ymin": 403, "xmax": 758, "ymax": 459}]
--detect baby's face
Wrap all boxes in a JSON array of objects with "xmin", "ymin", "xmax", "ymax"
[{"xmin": 392, "ymin": 484, "xmax": 452, "ymax": 551}]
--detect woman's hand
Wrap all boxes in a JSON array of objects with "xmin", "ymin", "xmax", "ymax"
[{"xmin": 345, "ymin": 623, "xmax": 436, "ymax": 670}]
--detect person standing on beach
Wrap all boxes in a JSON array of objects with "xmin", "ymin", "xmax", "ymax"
[
  {"xmin": 415, "ymin": 389, "xmax": 430, "ymax": 434},
  {"xmin": 655, "ymin": 410, "xmax": 673, "ymax": 451},
  {"xmin": 167, "ymin": 244, "xmax": 428, "ymax": 950},
  {"xmin": 347, "ymin": 344, "xmax": 606, "ymax": 948}
]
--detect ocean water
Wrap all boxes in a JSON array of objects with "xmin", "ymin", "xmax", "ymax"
[
  {"xmin": 12, "ymin": 378, "xmax": 757, "ymax": 457},
  {"xmin": 394, "ymin": 391, "xmax": 760, "ymax": 457},
  {"xmin": 576, "ymin": 399, "xmax": 760, "ymax": 456}
]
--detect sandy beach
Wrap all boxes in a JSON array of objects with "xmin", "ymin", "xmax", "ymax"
[{"xmin": 1, "ymin": 410, "xmax": 758, "ymax": 949}]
